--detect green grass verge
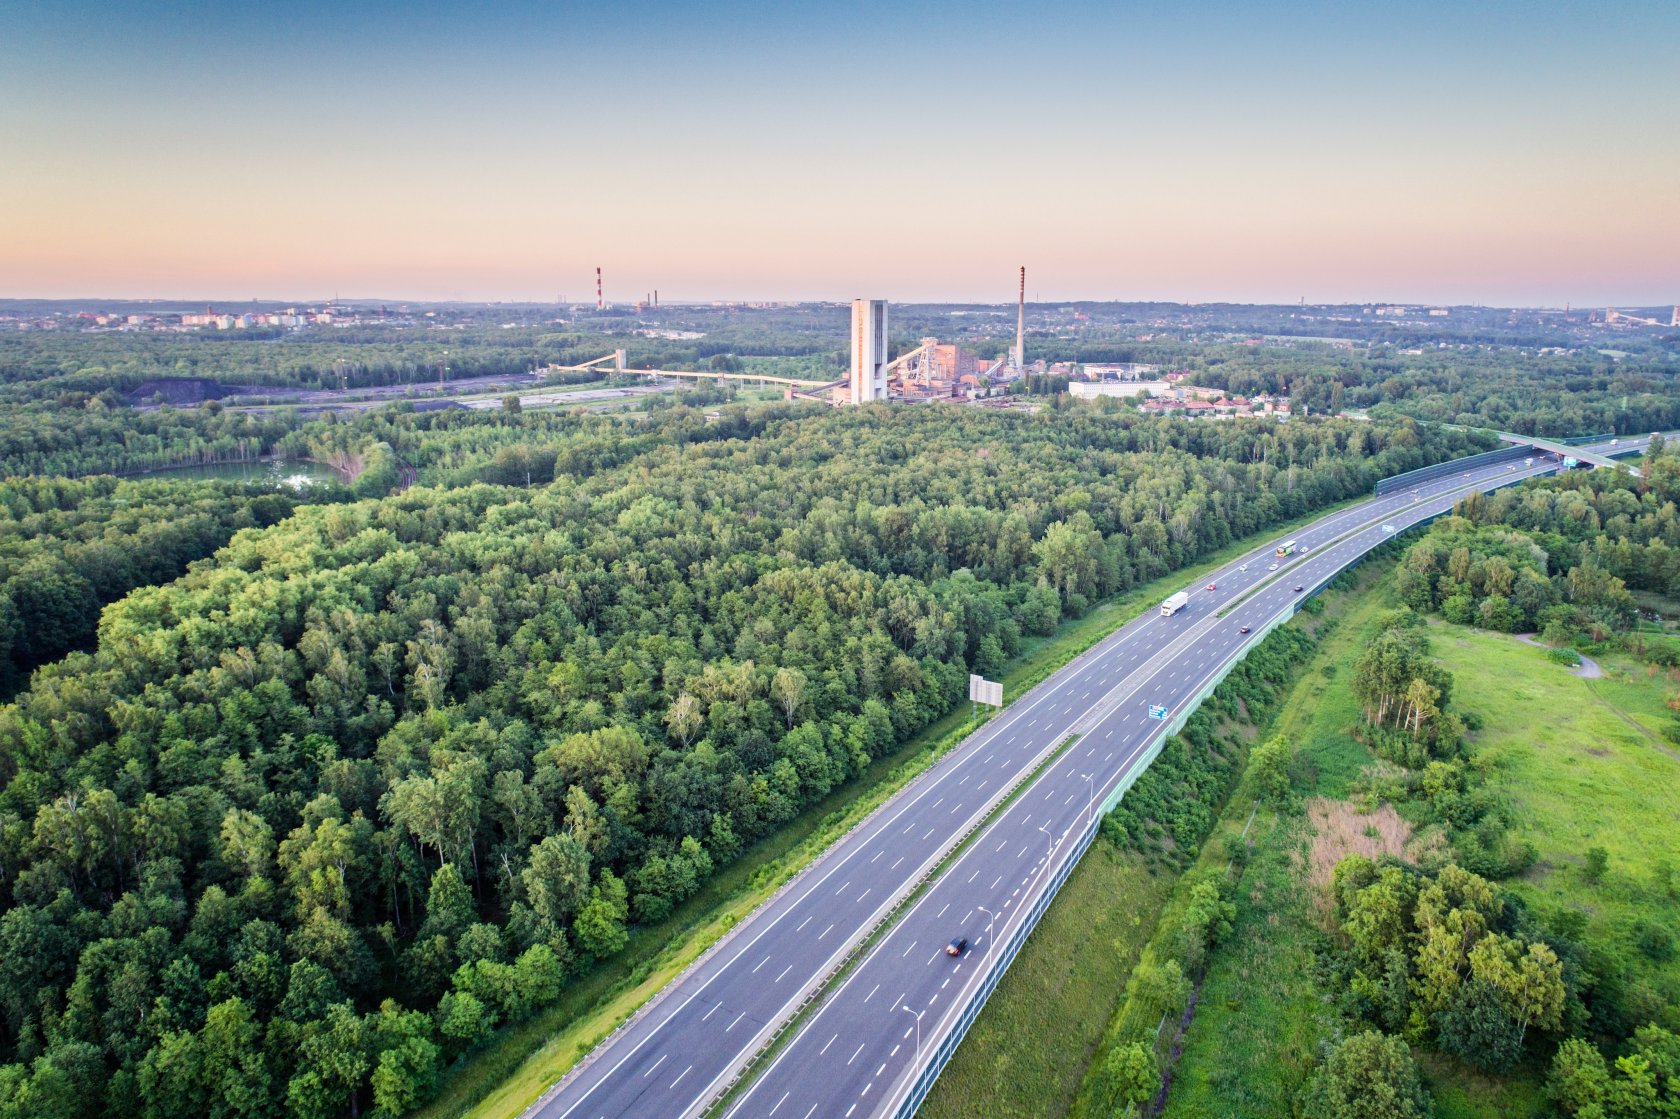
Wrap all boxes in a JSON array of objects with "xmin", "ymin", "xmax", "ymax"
[
  {"xmin": 1430, "ymin": 632, "xmax": 1680, "ymax": 1007},
  {"xmin": 1159, "ymin": 585, "xmax": 1680, "ymax": 1119},
  {"xmin": 410, "ymin": 495, "xmax": 1372, "ymax": 1119},
  {"xmin": 925, "ymin": 569, "xmax": 1380, "ymax": 1119},
  {"xmin": 1158, "ymin": 566, "xmax": 1401, "ymax": 1119},
  {"xmin": 918, "ymin": 844, "xmax": 1172, "ymax": 1119}
]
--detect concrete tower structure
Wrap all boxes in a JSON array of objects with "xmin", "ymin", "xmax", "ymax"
[
  {"xmin": 850, "ymin": 299, "xmax": 888, "ymax": 404},
  {"xmin": 1015, "ymin": 266, "xmax": 1025, "ymax": 371}
]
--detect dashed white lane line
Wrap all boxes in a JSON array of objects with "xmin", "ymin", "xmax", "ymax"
[
  {"xmin": 848, "ymin": 1043, "xmax": 866, "ymax": 1066},
  {"xmin": 728, "ymin": 1010, "xmax": 746, "ymax": 1032},
  {"xmin": 776, "ymin": 963, "xmax": 792, "ymax": 982},
  {"xmin": 702, "ymin": 1003, "xmax": 719, "ymax": 1021},
  {"xmin": 670, "ymin": 1065, "xmax": 691, "ymax": 1089},
  {"xmin": 796, "ymin": 915, "xmax": 811, "ymax": 932},
  {"xmin": 821, "ymin": 1033, "xmax": 837, "ymax": 1055},
  {"xmin": 901, "ymin": 940, "xmax": 917, "ymax": 957},
  {"xmin": 644, "ymin": 1053, "xmax": 668, "ymax": 1078},
  {"xmin": 864, "ymin": 982, "xmax": 879, "ymax": 1003},
  {"xmin": 752, "ymin": 956, "xmax": 770, "ymax": 973},
  {"xmin": 819, "ymin": 923, "xmax": 834, "ymax": 940},
  {"xmin": 769, "ymin": 1090, "xmax": 789, "ymax": 1115}
]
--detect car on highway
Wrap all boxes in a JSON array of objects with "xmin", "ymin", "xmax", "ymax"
[
  {"xmin": 1381, "ymin": 523, "xmax": 1396, "ymax": 534},
  {"xmin": 1293, "ymin": 585, "xmax": 1303, "ymax": 593},
  {"xmin": 1239, "ymin": 625, "xmax": 1250, "ymax": 634},
  {"xmin": 946, "ymin": 937, "xmax": 968, "ymax": 957},
  {"xmin": 1205, "ymin": 582, "xmax": 1217, "ymax": 591},
  {"xmin": 1268, "ymin": 562, "xmax": 1278, "ymax": 571},
  {"xmin": 1239, "ymin": 564, "xmax": 1248, "ymax": 572}
]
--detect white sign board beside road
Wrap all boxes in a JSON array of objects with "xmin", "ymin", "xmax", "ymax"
[{"xmin": 968, "ymin": 674, "xmax": 1003, "ymax": 707}]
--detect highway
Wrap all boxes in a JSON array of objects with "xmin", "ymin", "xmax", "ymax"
[{"xmin": 528, "ymin": 435, "xmax": 1649, "ymax": 1119}]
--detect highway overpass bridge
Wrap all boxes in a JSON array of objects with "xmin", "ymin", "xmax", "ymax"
[
  {"xmin": 526, "ymin": 433, "xmax": 1659, "ymax": 1119},
  {"xmin": 1497, "ymin": 431, "xmax": 1641, "ymax": 474}
]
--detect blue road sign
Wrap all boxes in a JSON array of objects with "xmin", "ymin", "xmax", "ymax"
[{"xmin": 1148, "ymin": 704, "xmax": 1169, "ymax": 720}]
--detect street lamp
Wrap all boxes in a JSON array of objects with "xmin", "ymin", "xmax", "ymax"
[
  {"xmin": 900, "ymin": 1005, "xmax": 925, "ymax": 1083},
  {"xmin": 976, "ymin": 905, "xmax": 996, "ymax": 961}
]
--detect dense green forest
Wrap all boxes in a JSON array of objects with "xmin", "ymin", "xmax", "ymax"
[
  {"xmin": 0, "ymin": 475, "xmax": 332, "ymax": 695},
  {"xmin": 1, "ymin": 312, "xmax": 1674, "ymax": 1118},
  {"xmin": 0, "ymin": 400, "xmax": 1480, "ymax": 1118}
]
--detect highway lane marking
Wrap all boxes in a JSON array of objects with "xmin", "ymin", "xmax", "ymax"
[
  {"xmin": 753, "ymin": 956, "xmax": 770, "ymax": 973},
  {"xmin": 769, "ymin": 1090, "xmax": 789, "ymax": 1115},
  {"xmin": 857, "ymin": 888, "xmax": 870, "ymax": 903},
  {"xmin": 992, "ymin": 875, "xmax": 1003, "ymax": 889},
  {"xmin": 950, "ymin": 803, "xmax": 961, "ymax": 814},
  {"xmin": 877, "ymin": 1063, "xmax": 887, "ymax": 1076},
  {"xmin": 835, "ymin": 880, "xmax": 849, "ymax": 896},
  {"xmin": 644, "ymin": 1053, "xmax": 668, "ymax": 1078},
  {"xmin": 968, "ymin": 869, "xmax": 979, "ymax": 883},
  {"xmin": 702, "ymin": 1003, "xmax": 720, "ymax": 1021},
  {"xmin": 891, "ymin": 856, "xmax": 904, "ymax": 869},
  {"xmin": 776, "ymin": 964, "xmax": 793, "ymax": 982},
  {"xmin": 819, "ymin": 923, "xmax": 834, "ymax": 939},
  {"xmin": 864, "ymin": 982, "xmax": 879, "ymax": 1002},
  {"xmin": 820, "ymin": 1034, "xmax": 837, "ymax": 1055},
  {"xmin": 727, "ymin": 1010, "xmax": 746, "ymax": 1032},
  {"xmin": 937, "ymin": 903, "xmax": 949, "ymax": 918},
  {"xmin": 848, "ymin": 1043, "xmax": 866, "ymax": 1066},
  {"xmin": 870, "ymin": 851, "xmax": 882, "ymax": 863},
  {"xmin": 890, "ymin": 1044, "xmax": 900, "ymax": 1057},
  {"xmin": 803, "ymin": 1106, "xmax": 818, "ymax": 1119},
  {"xmin": 697, "ymin": 461, "xmax": 1564, "ymax": 1119},
  {"xmin": 901, "ymin": 941, "xmax": 917, "ymax": 957},
  {"xmin": 923, "ymin": 827, "xmax": 936, "ymax": 840},
  {"xmin": 670, "ymin": 1065, "xmax": 692, "ymax": 1089}
]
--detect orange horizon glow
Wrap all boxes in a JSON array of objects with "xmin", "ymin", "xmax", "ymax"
[{"xmin": 3, "ymin": 1, "xmax": 1677, "ymax": 306}]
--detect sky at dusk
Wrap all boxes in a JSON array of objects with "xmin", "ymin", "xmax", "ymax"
[{"xmin": 2, "ymin": 0, "xmax": 1677, "ymax": 306}]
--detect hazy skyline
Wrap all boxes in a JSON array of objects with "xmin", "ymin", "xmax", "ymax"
[{"xmin": 4, "ymin": 0, "xmax": 1678, "ymax": 306}]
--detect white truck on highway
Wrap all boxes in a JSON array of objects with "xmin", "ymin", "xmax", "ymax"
[{"xmin": 1161, "ymin": 590, "xmax": 1190, "ymax": 617}]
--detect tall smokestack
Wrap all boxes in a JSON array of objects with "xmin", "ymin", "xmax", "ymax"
[
  {"xmin": 1015, "ymin": 266, "xmax": 1026, "ymax": 371},
  {"xmin": 596, "ymin": 267, "xmax": 603, "ymax": 311},
  {"xmin": 654, "ymin": 289, "xmax": 659, "ymax": 308}
]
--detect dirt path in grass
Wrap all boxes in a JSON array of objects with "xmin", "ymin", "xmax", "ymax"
[
  {"xmin": 1514, "ymin": 633, "xmax": 1602, "ymax": 678},
  {"xmin": 1511, "ymin": 636, "xmax": 1680, "ymax": 762}
]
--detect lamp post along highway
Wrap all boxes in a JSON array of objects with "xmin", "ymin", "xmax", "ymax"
[
  {"xmin": 976, "ymin": 905, "xmax": 995, "ymax": 962},
  {"xmin": 900, "ymin": 1005, "xmax": 925, "ymax": 1084}
]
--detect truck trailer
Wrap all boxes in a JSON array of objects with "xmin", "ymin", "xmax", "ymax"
[{"xmin": 1161, "ymin": 591, "xmax": 1190, "ymax": 617}]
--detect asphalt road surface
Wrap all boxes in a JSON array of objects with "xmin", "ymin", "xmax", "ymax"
[{"xmin": 529, "ymin": 436, "xmax": 1649, "ymax": 1119}]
